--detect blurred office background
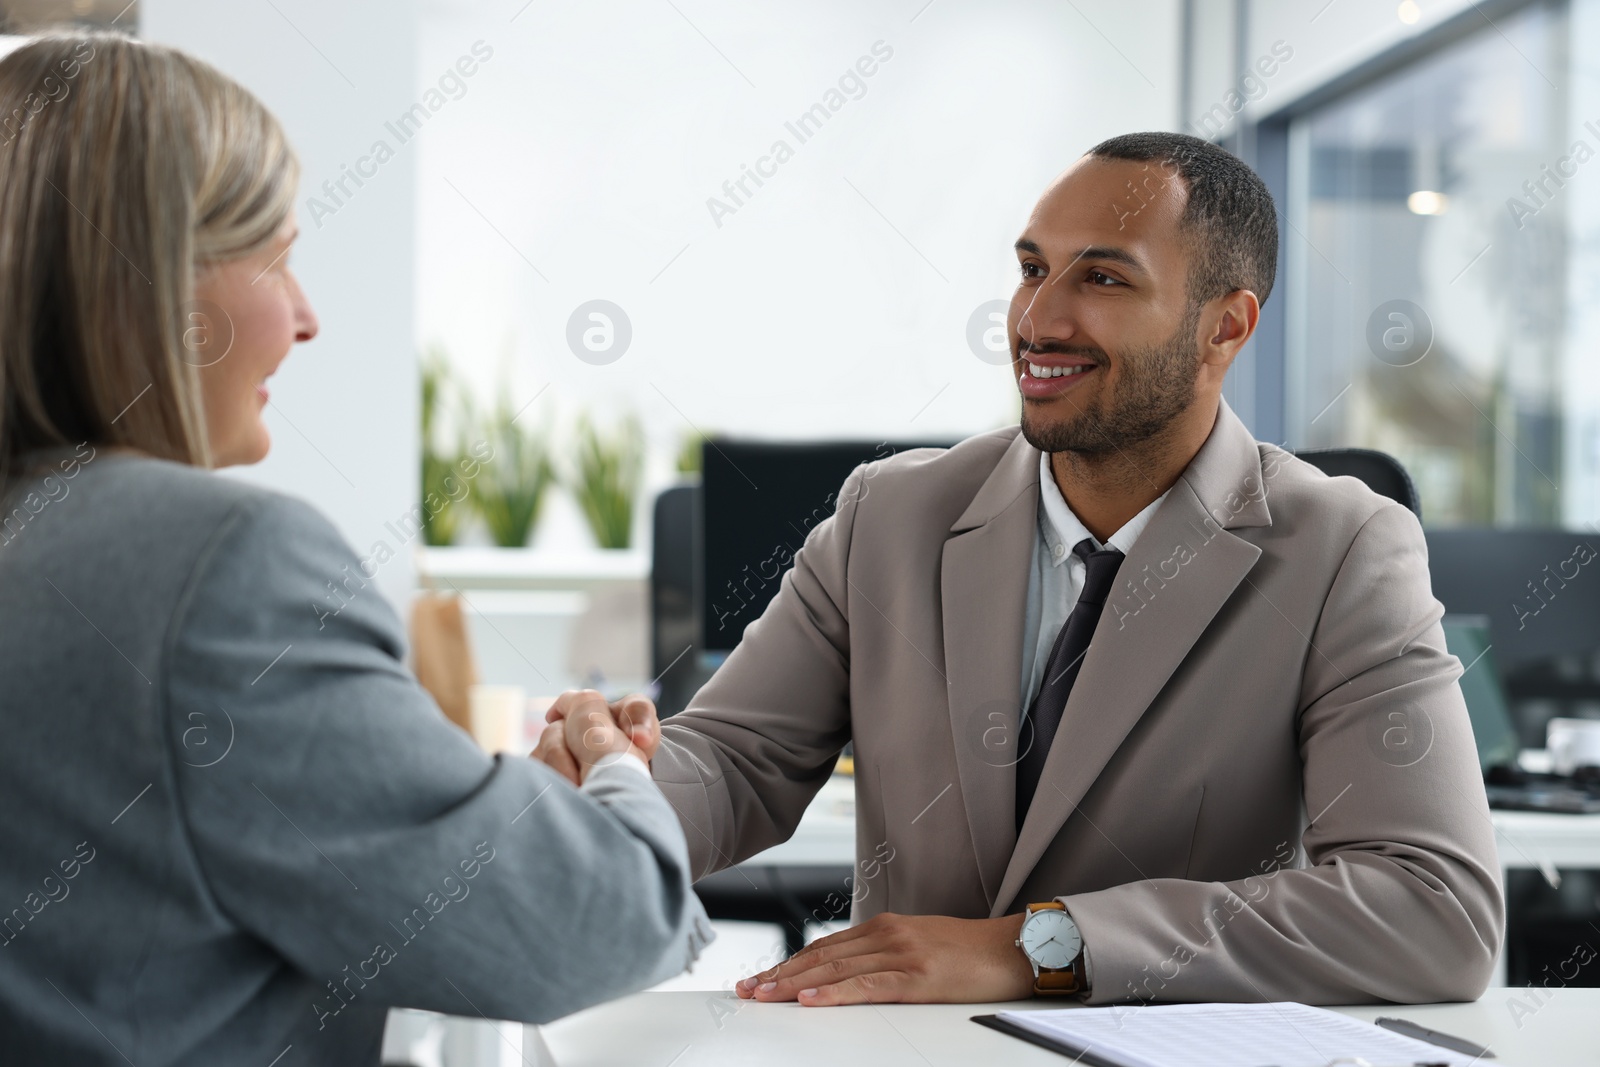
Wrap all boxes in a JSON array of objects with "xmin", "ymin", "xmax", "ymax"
[
  {"xmin": 7, "ymin": 0, "xmax": 1600, "ymax": 1012},
  {"xmin": 13, "ymin": 0, "xmax": 1585, "ymax": 698}
]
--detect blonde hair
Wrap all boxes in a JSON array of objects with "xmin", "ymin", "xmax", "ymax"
[{"xmin": 0, "ymin": 31, "xmax": 299, "ymax": 485}]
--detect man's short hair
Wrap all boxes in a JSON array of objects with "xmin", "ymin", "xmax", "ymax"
[{"xmin": 1087, "ymin": 131, "xmax": 1279, "ymax": 308}]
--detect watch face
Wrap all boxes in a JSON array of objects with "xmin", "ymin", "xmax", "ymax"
[{"xmin": 1021, "ymin": 910, "xmax": 1082, "ymax": 970}]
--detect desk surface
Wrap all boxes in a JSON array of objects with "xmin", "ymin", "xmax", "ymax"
[
  {"xmin": 1493, "ymin": 809, "xmax": 1600, "ymax": 869},
  {"xmin": 535, "ymin": 988, "xmax": 1600, "ymax": 1066}
]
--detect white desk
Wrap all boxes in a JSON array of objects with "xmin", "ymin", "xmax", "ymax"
[
  {"xmin": 389, "ymin": 793, "xmax": 1600, "ymax": 1065},
  {"xmin": 535, "ymin": 988, "xmax": 1600, "ymax": 1066},
  {"xmin": 1493, "ymin": 809, "xmax": 1600, "ymax": 875}
]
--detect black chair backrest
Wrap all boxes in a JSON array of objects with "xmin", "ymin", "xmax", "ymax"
[{"xmin": 1291, "ymin": 447, "xmax": 1421, "ymax": 519}]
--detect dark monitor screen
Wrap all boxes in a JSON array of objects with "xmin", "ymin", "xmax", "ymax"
[
  {"xmin": 1440, "ymin": 613, "xmax": 1520, "ymax": 772},
  {"xmin": 699, "ymin": 439, "xmax": 952, "ymax": 654}
]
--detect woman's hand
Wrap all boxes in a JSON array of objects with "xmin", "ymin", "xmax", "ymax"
[{"xmin": 531, "ymin": 689, "xmax": 660, "ymax": 785}]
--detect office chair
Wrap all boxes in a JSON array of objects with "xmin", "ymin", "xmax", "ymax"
[{"xmin": 1290, "ymin": 447, "xmax": 1422, "ymax": 518}]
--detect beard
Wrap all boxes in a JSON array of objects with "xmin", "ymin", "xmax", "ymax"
[{"xmin": 1019, "ymin": 303, "xmax": 1202, "ymax": 457}]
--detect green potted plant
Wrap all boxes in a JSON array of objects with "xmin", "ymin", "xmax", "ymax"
[
  {"xmin": 420, "ymin": 347, "xmax": 469, "ymax": 547},
  {"xmin": 470, "ymin": 391, "xmax": 556, "ymax": 548},
  {"xmin": 569, "ymin": 414, "xmax": 644, "ymax": 549},
  {"xmin": 675, "ymin": 429, "xmax": 704, "ymax": 477}
]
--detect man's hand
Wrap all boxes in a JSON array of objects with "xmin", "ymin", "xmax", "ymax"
[
  {"xmin": 531, "ymin": 689, "xmax": 660, "ymax": 786},
  {"xmin": 735, "ymin": 913, "xmax": 1034, "ymax": 1006}
]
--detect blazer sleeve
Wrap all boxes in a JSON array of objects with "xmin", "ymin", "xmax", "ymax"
[
  {"xmin": 163, "ymin": 492, "xmax": 711, "ymax": 1025},
  {"xmin": 1061, "ymin": 501, "xmax": 1505, "ymax": 1005},
  {"xmin": 650, "ymin": 466, "xmax": 865, "ymax": 879}
]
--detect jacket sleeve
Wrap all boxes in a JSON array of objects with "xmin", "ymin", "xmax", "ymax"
[
  {"xmin": 163, "ymin": 492, "xmax": 711, "ymax": 1025},
  {"xmin": 650, "ymin": 466, "xmax": 865, "ymax": 879},
  {"xmin": 1062, "ymin": 501, "xmax": 1505, "ymax": 1005}
]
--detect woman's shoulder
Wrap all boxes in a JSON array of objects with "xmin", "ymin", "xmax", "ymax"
[
  {"xmin": 114, "ymin": 454, "xmax": 352, "ymax": 566},
  {"xmin": 81, "ymin": 450, "xmax": 327, "ymax": 524},
  {"xmin": 4, "ymin": 448, "xmax": 348, "ymax": 580},
  {"xmin": 1, "ymin": 449, "xmax": 398, "ymax": 697},
  {"xmin": 75, "ymin": 453, "xmax": 397, "ymax": 645}
]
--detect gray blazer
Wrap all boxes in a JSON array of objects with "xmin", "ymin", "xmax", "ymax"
[
  {"xmin": 653, "ymin": 399, "xmax": 1504, "ymax": 1005},
  {"xmin": 0, "ymin": 448, "xmax": 710, "ymax": 1065}
]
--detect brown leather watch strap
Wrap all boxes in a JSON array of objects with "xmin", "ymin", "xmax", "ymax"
[{"xmin": 1035, "ymin": 967, "xmax": 1083, "ymax": 995}]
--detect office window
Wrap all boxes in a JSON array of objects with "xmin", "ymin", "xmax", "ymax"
[{"xmin": 1285, "ymin": 1, "xmax": 1592, "ymax": 526}]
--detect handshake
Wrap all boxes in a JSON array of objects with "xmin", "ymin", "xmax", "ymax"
[
  {"xmin": 527, "ymin": 687, "xmax": 1041, "ymax": 1007},
  {"xmin": 530, "ymin": 689, "xmax": 661, "ymax": 785}
]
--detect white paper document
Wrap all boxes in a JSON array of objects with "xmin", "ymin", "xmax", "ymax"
[{"xmin": 996, "ymin": 1001, "xmax": 1493, "ymax": 1067}]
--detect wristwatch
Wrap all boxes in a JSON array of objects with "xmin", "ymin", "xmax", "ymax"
[{"xmin": 1016, "ymin": 901, "xmax": 1089, "ymax": 996}]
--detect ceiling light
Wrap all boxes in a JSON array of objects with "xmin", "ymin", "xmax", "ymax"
[{"xmin": 1407, "ymin": 190, "xmax": 1448, "ymax": 215}]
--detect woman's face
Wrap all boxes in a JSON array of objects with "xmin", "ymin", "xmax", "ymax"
[{"xmin": 191, "ymin": 216, "xmax": 318, "ymax": 467}]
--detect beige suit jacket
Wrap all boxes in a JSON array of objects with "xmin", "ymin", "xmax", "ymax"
[{"xmin": 653, "ymin": 399, "xmax": 1504, "ymax": 1005}]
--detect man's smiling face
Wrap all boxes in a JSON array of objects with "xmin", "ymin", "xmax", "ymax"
[{"xmin": 1009, "ymin": 156, "xmax": 1205, "ymax": 457}]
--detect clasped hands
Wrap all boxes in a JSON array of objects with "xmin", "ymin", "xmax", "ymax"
[
  {"xmin": 530, "ymin": 689, "xmax": 1036, "ymax": 1006},
  {"xmin": 531, "ymin": 688, "xmax": 660, "ymax": 785}
]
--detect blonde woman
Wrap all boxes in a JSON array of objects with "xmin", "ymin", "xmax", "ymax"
[{"xmin": 0, "ymin": 33, "xmax": 708, "ymax": 1065}]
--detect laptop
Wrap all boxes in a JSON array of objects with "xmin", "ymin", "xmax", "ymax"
[{"xmin": 1441, "ymin": 614, "xmax": 1600, "ymax": 814}]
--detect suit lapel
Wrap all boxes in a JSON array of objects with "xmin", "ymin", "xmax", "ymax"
[
  {"xmin": 991, "ymin": 400, "xmax": 1272, "ymax": 914},
  {"xmin": 941, "ymin": 431, "xmax": 1038, "ymax": 910}
]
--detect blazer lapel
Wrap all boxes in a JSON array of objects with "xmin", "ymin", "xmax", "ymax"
[
  {"xmin": 992, "ymin": 400, "xmax": 1272, "ymax": 914},
  {"xmin": 941, "ymin": 431, "xmax": 1038, "ymax": 910}
]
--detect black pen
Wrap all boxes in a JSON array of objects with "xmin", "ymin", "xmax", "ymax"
[{"xmin": 1375, "ymin": 1015, "xmax": 1496, "ymax": 1058}]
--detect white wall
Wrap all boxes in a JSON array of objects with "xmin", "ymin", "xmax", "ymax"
[
  {"xmin": 142, "ymin": 0, "xmax": 420, "ymax": 612},
  {"xmin": 415, "ymin": 0, "xmax": 1181, "ymax": 550}
]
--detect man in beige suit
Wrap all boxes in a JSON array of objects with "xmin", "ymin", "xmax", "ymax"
[{"xmin": 540, "ymin": 132, "xmax": 1503, "ymax": 1007}]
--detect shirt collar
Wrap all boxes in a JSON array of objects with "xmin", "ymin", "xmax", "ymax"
[{"xmin": 1037, "ymin": 451, "xmax": 1168, "ymax": 565}]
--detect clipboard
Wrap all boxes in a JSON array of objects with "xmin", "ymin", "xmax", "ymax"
[
  {"xmin": 973, "ymin": 1014, "xmax": 1126, "ymax": 1066},
  {"xmin": 970, "ymin": 1002, "xmax": 1489, "ymax": 1067}
]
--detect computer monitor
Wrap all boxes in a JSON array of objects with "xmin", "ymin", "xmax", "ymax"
[
  {"xmin": 1440, "ymin": 613, "xmax": 1521, "ymax": 772},
  {"xmin": 699, "ymin": 439, "xmax": 952, "ymax": 655}
]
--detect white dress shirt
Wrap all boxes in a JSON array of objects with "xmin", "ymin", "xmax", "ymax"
[{"xmin": 1020, "ymin": 451, "xmax": 1169, "ymax": 712}]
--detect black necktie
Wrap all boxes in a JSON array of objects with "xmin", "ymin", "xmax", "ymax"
[{"xmin": 1016, "ymin": 537, "xmax": 1126, "ymax": 827}]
